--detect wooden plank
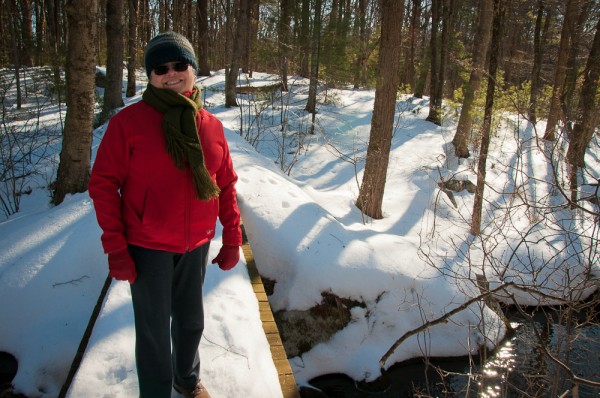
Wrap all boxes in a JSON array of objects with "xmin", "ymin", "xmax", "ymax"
[
  {"xmin": 265, "ymin": 333, "xmax": 282, "ymax": 346},
  {"xmin": 269, "ymin": 345, "xmax": 289, "ymax": 360},
  {"xmin": 262, "ymin": 320, "xmax": 280, "ymax": 335},
  {"xmin": 255, "ymin": 291, "xmax": 269, "ymax": 302},
  {"xmin": 240, "ymin": 222, "xmax": 301, "ymax": 398}
]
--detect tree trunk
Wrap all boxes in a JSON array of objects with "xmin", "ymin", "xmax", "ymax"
[
  {"xmin": 43, "ymin": 0, "xmax": 63, "ymax": 105},
  {"xmin": 438, "ymin": 0, "xmax": 453, "ymax": 96},
  {"xmin": 242, "ymin": 0, "xmax": 259, "ymax": 77},
  {"xmin": 45, "ymin": 0, "xmax": 59, "ymax": 54},
  {"xmin": 101, "ymin": 0, "xmax": 125, "ymax": 123},
  {"xmin": 172, "ymin": 0, "xmax": 181, "ymax": 32},
  {"xmin": 20, "ymin": 0, "xmax": 35, "ymax": 66},
  {"xmin": 356, "ymin": 0, "xmax": 404, "ymax": 220},
  {"xmin": 126, "ymin": 0, "xmax": 138, "ymax": 98},
  {"xmin": 52, "ymin": 0, "xmax": 98, "ymax": 205},
  {"xmin": 9, "ymin": 0, "xmax": 22, "ymax": 109},
  {"xmin": 139, "ymin": 0, "xmax": 151, "ymax": 45},
  {"xmin": 352, "ymin": 0, "xmax": 368, "ymax": 89},
  {"xmin": 543, "ymin": 0, "xmax": 580, "ymax": 141},
  {"xmin": 197, "ymin": 0, "xmax": 210, "ymax": 76},
  {"xmin": 413, "ymin": 6, "xmax": 430, "ymax": 99},
  {"xmin": 566, "ymin": 16, "xmax": 600, "ymax": 204},
  {"xmin": 299, "ymin": 0, "xmax": 310, "ymax": 78},
  {"xmin": 471, "ymin": 0, "xmax": 504, "ymax": 236},
  {"xmin": 425, "ymin": 0, "xmax": 441, "ymax": 125},
  {"xmin": 34, "ymin": 0, "xmax": 45, "ymax": 65},
  {"xmin": 159, "ymin": 0, "xmax": 169, "ymax": 32},
  {"xmin": 560, "ymin": 0, "xmax": 589, "ymax": 134},
  {"xmin": 225, "ymin": 0, "xmax": 249, "ymax": 107},
  {"xmin": 431, "ymin": 0, "xmax": 454, "ymax": 124},
  {"xmin": 528, "ymin": 0, "xmax": 552, "ymax": 124},
  {"xmin": 452, "ymin": 0, "xmax": 493, "ymax": 158},
  {"xmin": 305, "ymin": 0, "xmax": 322, "ymax": 116},
  {"xmin": 278, "ymin": 0, "xmax": 291, "ymax": 91},
  {"xmin": 403, "ymin": 0, "xmax": 421, "ymax": 90}
]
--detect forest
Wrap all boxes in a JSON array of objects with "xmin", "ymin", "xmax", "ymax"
[
  {"xmin": 0, "ymin": 0, "xmax": 599, "ymax": 397},
  {"xmin": 1, "ymin": 0, "xmax": 599, "ymax": 216}
]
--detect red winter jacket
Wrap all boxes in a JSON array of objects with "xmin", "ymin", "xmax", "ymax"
[{"xmin": 89, "ymin": 100, "xmax": 242, "ymax": 254}]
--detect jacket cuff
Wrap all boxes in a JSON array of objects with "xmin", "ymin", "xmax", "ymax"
[{"xmin": 222, "ymin": 225, "xmax": 242, "ymax": 246}]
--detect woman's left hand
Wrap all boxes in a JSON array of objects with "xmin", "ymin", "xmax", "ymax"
[{"xmin": 211, "ymin": 245, "xmax": 240, "ymax": 271}]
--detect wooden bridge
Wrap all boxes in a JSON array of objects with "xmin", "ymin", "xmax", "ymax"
[
  {"xmin": 241, "ymin": 224, "xmax": 301, "ymax": 398},
  {"xmin": 60, "ymin": 223, "xmax": 302, "ymax": 398}
]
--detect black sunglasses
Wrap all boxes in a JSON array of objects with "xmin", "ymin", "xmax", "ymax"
[{"xmin": 153, "ymin": 62, "xmax": 190, "ymax": 75}]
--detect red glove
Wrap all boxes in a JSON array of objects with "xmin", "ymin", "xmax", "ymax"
[
  {"xmin": 211, "ymin": 245, "xmax": 240, "ymax": 271},
  {"xmin": 108, "ymin": 249, "xmax": 137, "ymax": 283}
]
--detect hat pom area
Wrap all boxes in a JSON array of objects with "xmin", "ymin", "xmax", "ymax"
[{"xmin": 144, "ymin": 31, "xmax": 198, "ymax": 77}]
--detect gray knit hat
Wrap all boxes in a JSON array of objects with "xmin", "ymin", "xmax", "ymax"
[{"xmin": 144, "ymin": 31, "xmax": 198, "ymax": 77}]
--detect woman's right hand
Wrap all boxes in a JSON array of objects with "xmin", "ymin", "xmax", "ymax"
[{"xmin": 108, "ymin": 249, "xmax": 137, "ymax": 283}]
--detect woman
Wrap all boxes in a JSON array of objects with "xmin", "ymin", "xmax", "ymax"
[{"xmin": 89, "ymin": 31, "xmax": 242, "ymax": 398}]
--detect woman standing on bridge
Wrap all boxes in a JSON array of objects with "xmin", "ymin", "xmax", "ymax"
[{"xmin": 89, "ymin": 31, "xmax": 242, "ymax": 398}]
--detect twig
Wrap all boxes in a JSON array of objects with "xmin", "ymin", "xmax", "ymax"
[
  {"xmin": 329, "ymin": 233, "xmax": 346, "ymax": 248},
  {"xmin": 202, "ymin": 335, "xmax": 250, "ymax": 369},
  {"xmin": 52, "ymin": 275, "xmax": 89, "ymax": 288},
  {"xmin": 511, "ymin": 296, "xmax": 600, "ymax": 390},
  {"xmin": 379, "ymin": 282, "xmax": 516, "ymax": 367}
]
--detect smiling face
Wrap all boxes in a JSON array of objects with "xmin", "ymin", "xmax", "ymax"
[{"xmin": 149, "ymin": 61, "xmax": 196, "ymax": 94}]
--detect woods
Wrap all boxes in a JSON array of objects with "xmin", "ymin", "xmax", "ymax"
[
  {"xmin": 0, "ymin": 1, "xmax": 599, "ymax": 396},
  {"xmin": 1, "ymin": 0, "xmax": 598, "ymax": 221}
]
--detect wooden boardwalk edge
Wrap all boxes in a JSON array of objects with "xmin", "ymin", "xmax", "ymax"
[{"xmin": 241, "ymin": 223, "xmax": 301, "ymax": 398}]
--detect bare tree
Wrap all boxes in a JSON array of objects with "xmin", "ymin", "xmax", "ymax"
[
  {"xmin": 52, "ymin": 0, "xmax": 98, "ymax": 205},
  {"xmin": 452, "ymin": 0, "xmax": 494, "ymax": 158},
  {"xmin": 426, "ymin": 0, "xmax": 454, "ymax": 127},
  {"xmin": 126, "ymin": 0, "xmax": 139, "ymax": 98},
  {"xmin": 471, "ymin": 0, "xmax": 504, "ymax": 236},
  {"xmin": 225, "ymin": 0, "xmax": 249, "ymax": 107},
  {"xmin": 278, "ymin": 0, "xmax": 291, "ymax": 91},
  {"xmin": 19, "ymin": 0, "xmax": 35, "ymax": 66},
  {"xmin": 560, "ymin": 0, "xmax": 590, "ymax": 130},
  {"xmin": 402, "ymin": 0, "xmax": 421, "ymax": 91},
  {"xmin": 566, "ymin": 15, "xmax": 600, "ymax": 204},
  {"xmin": 299, "ymin": 0, "xmax": 310, "ymax": 79},
  {"xmin": 34, "ymin": 0, "xmax": 45, "ymax": 65},
  {"xmin": 355, "ymin": 0, "xmax": 404, "ymax": 219},
  {"xmin": 242, "ymin": 0, "xmax": 259, "ymax": 76},
  {"xmin": 413, "ymin": 5, "xmax": 431, "ymax": 99},
  {"xmin": 528, "ymin": 0, "xmax": 553, "ymax": 124},
  {"xmin": 197, "ymin": 0, "xmax": 210, "ymax": 76},
  {"xmin": 100, "ymin": 0, "xmax": 125, "ymax": 123},
  {"xmin": 8, "ymin": 0, "xmax": 22, "ymax": 110},
  {"xmin": 543, "ymin": 0, "xmax": 581, "ymax": 141},
  {"xmin": 305, "ymin": 0, "xmax": 323, "ymax": 117},
  {"xmin": 425, "ymin": 0, "xmax": 441, "ymax": 125},
  {"xmin": 352, "ymin": 0, "xmax": 369, "ymax": 89}
]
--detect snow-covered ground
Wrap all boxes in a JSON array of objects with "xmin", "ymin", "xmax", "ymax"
[{"xmin": 0, "ymin": 68, "xmax": 597, "ymax": 397}]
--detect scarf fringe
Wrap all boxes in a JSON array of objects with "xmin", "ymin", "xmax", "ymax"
[
  {"xmin": 163, "ymin": 120, "xmax": 221, "ymax": 200},
  {"xmin": 193, "ymin": 169, "xmax": 221, "ymax": 201}
]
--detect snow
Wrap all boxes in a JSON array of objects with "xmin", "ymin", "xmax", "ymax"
[{"xmin": 0, "ymin": 68, "xmax": 597, "ymax": 397}]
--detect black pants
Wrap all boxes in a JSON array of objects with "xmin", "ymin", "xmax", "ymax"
[{"xmin": 129, "ymin": 243, "xmax": 209, "ymax": 398}]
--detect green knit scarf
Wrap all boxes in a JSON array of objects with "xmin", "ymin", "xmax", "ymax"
[{"xmin": 143, "ymin": 84, "xmax": 220, "ymax": 201}]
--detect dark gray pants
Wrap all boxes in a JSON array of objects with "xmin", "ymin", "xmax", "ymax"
[{"xmin": 129, "ymin": 243, "xmax": 209, "ymax": 398}]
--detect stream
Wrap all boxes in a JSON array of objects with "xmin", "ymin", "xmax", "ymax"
[{"xmin": 302, "ymin": 305, "xmax": 600, "ymax": 397}]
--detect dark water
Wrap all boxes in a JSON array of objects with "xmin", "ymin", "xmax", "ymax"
[{"xmin": 303, "ymin": 307, "xmax": 600, "ymax": 397}]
